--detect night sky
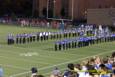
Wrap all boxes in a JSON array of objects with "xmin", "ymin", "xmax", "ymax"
[{"xmin": 0, "ymin": 0, "xmax": 32, "ymax": 17}]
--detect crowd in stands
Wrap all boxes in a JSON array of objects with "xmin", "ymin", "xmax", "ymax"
[
  {"xmin": 31, "ymin": 52, "xmax": 115, "ymax": 77},
  {"xmin": 0, "ymin": 17, "xmax": 72, "ymax": 29}
]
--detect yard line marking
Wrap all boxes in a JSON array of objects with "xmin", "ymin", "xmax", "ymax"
[
  {"xmin": 0, "ymin": 55, "xmax": 50, "ymax": 65},
  {"xmin": 88, "ymin": 46, "xmax": 110, "ymax": 51},
  {"xmin": 10, "ymin": 49, "xmax": 115, "ymax": 77},
  {"xmin": 13, "ymin": 45, "xmax": 82, "ymax": 56},
  {"xmin": 0, "ymin": 64, "xmax": 28, "ymax": 71},
  {"xmin": 0, "ymin": 45, "xmax": 85, "ymax": 61}
]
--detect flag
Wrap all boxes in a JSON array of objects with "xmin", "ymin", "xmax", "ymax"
[{"xmin": 99, "ymin": 25, "xmax": 103, "ymax": 31}]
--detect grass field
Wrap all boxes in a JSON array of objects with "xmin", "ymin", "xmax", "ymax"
[{"xmin": 0, "ymin": 24, "xmax": 115, "ymax": 77}]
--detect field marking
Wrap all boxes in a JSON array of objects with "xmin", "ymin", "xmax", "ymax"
[
  {"xmin": 0, "ymin": 45, "xmax": 86, "ymax": 61},
  {"xmin": 2, "ymin": 43, "xmax": 111, "ymax": 64},
  {"xmin": 0, "ymin": 54, "xmax": 50, "ymax": 65},
  {"xmin": 13, "ymin": 45, "xmax": 84, "ymax": 56},
  {"xmin": 10, "ymin": 49, "xmax": 115, "ymax": 77},
  {"xmin": 0, "ymin": 64, "xmax": 28, "ymax": 71},
  {"xmin": 0, "ymin": 47, "xmax": 83, "ymax": 62},
  {"xmin": 2, "ymin": 43, "xmax": 112, "ymax": 57}
]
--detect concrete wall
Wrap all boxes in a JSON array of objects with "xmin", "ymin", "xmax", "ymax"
[{"xmin": 87, "ymin": 8, "xmax": 115, "ymax": 26}]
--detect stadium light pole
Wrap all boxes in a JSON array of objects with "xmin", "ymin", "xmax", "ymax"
[
  {"xmin": 47, "ymin": 0, "xmax": 49, "ymax": 19},
  {"xmin": 32, "ymin": 0, "xmax": 35, "ymax": 17},
  {"xmin": 72, "ymin": 0, "xmax": 74, "ymax": 20},
  {"xmin": 53, "ymin": 0, "xmax": 56, "ymax": 18}
]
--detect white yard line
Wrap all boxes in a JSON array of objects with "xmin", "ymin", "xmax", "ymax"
[
  {"xmin": 1, "ymin": 45, "xmax": 85, "ymax": 60},
  {"xmin": 0, "ymin": 55, "xmax": 50, "ymax": 65},
  {"xmin": 0, "ymin": 64, "xmax": 28, "ymax": 71},
  {"xmin": 9, "ymin": 49, "xmax": 115, "ymax": 77},
  {"xmin": 14, "ymin": 46, "xmax": 81, "ymax": 56},
  {"xmin": 0, "ymin": 47, "xmax": 84, "ymax": 62},
  {"xmin": 88, "ymin": 46, "xmax": 110, "ymax": 51}
]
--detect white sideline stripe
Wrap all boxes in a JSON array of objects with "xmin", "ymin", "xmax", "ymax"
[{"xmin": 10, "ymin": 49, "xmax": 115, "ymax": 77}]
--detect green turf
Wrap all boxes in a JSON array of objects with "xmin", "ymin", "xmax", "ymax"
[{"xmin": 0, "ymin": 24, "xmax": 115, "ymax": 77}]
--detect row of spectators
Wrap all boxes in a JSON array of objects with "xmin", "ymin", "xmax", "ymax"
[
  {"xmin": 0, "ymin": 17, "xmax": 72, "ymax": 29},
  {"xmin": 31, "ymin": 52, "xmax": 115, "ymax": 77}
]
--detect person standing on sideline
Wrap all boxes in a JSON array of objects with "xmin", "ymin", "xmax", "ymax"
[
  {"xmin": 0, "ymin": 66, "xmax": 4, "ymax": 77},
  {"xmin": 51, "ymin": 67, "xmax": 61, "ymax": 77}
]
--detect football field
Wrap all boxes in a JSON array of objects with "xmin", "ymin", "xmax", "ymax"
[{"xmin": 0, "ymin": 24, "xmax": 115, "ymax": 77}]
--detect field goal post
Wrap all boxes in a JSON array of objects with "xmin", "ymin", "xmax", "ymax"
[{"xmin": 46, "ymin": 0, "xmax": 74, "ymax": 22}]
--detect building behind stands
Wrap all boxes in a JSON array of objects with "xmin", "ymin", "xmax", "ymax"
[
  {"xmin": 34, "ymin": 0, "xmax": 115, "ymax": 20},
  {"xmin": 87, "ymin": 8, "xmax": 115, "ymax": 26}
]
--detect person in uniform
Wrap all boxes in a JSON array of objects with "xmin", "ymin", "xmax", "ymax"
[
  {"xmin": 16, "ymin": 34, "xmax": 19, "ymax": 44},
  {"xmin": 74, "ymin": 39, "xmax": 77, "ymax": 48},
  {"xmin": 36, "ymin": 32, "xmax": 40, "ymax": 41},
  {"xmin": 43, "ymin": 32, "xmax": 46, "ymax": 40},
  {"xmin": 40, "ymin": 32, "xmax": 43, "ymax": 41},
  {"xmin": 113, "ymin": 34, "xmax": 115, "ymax": 41},
  {"xmin": 30, "ymin": 33, "xmax": 33, "ymax": 42},
  {"xmin": 51, "ymin": 32, "xmax": 55, "ymax": 39},
  {"xmin": 58, "ymin": 41, "xmax": 62, "ymax": 51},
  {"xmin": 22, "ymin": 33, "xmax": 26, "ymax": 44},
  {"xmin": 7, "ymin": 34, "xmax": 11, "ymax": 45},
  {"xmin": 62, "ymin": 41, "xmax": 66, "ymax": 50},
  {"xmin": 78, "ymin": 38, "xmax": 81, "ymax": 48},
  {"xmin": 55, "ymin": 41, "xmax": 58, "ymax": 51},
  {"xmin": 59, "ymin": 31, "xmax": 62, "ymax": 39},
  {"xmin": 68, "ymin": 30, "xmax": 71, "ymax": 38},
  {"xmin": 72, "ymin": 30, "xmax": 75, "ymax": 37},
  {"xmin": 11, "ymin": 34, "xmax": 14, "ymax": 44},
  {"xmin": 50, "ymin": 32, "xmax": 53, "ymax": 40},
  {"xmin": 53, "ymin": 32, "xmax": 56, "ymax": 39},
  {"xmin": 27, "ymin": 34, "xmax": 30, "ymax": 43},
  {"xmin": 19, "ymin": 34, "xmax": 22, "ymax": 44},
  {"xmin": 57, "ymin": 32, "xmax": 60, "ymax": 39},
  {"xmin": 65, "ymin": 31, "xmax": 68, "ymax": 38},
  {"xmin": 65, "ymin": 40, "xmax": 68, "ymax": 50},
  {"xmin": 68, "ymin": 40, "xmax": 71, "ymax": 49},
  {"xmin": 32, "ymin": 33, "xmax": 36, "ymax": 42},
  {"xmin": 46, "ymin": 32, "xmax": 49, "ymax": 40},
  {"xmin": 72, "ymin": 40, "xmax": 75, "ymax": 48}
]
